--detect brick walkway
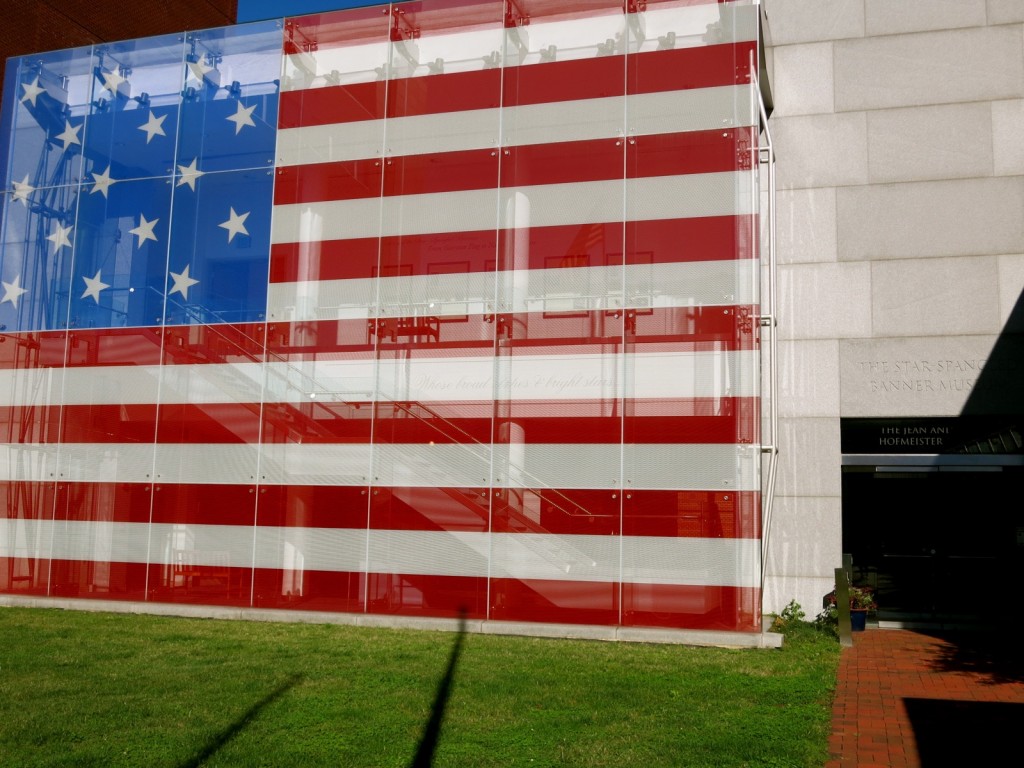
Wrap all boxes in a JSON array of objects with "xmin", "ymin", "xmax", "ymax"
[{"xmin": 827, "ymin": 628, "xmax": 1024, "ymax": 767}]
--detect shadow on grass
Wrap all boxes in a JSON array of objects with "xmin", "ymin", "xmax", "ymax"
[
  {"xmin": 410, "ymin": 613, "xmax": 467, "ymax": 768},
  {"xmin": 178, "ymin": 673, "xmax": 303, "ymax": 768}
]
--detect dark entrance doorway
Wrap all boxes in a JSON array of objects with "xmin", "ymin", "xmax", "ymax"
[{"xmin": 842, "ymin": 464, "xmax": 1021, "ymax": 623}]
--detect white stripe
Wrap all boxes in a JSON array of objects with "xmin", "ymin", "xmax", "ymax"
[
  {"xmin": 0, "ymin": 350, "xmax": 758, "ymax": 407},
  {"xmin": 0, "ymin": 443, "xmax": 758, "ymax": 492},
  {"xmin": 5, "ymin": 519, "xmax": 760, "ymax": 588},
  {"xmin": 280, "ymin": 2, "xmax": 757, "ymax": 91},
  {"xmin": 267, "ymin": 259, "xmax": 757, "ymax": 321},
  {"xmin": 277, "ymin": 85, "xmax": 756, "ymax": 165},
  {"xmin": 270, "ymin": 171, "xmax": 752, "ymax": 243}
]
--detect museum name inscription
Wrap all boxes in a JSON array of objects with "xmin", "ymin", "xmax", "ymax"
[{"xmin": 857, "ymin": 358, "xmax": 984, "ymax": 394}]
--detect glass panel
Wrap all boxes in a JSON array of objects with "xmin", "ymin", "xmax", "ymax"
[
  {"xmin": 0, "ymin": 329, "xmax": 66, "ymax": 595},
  {"xmin": 1, "ymin": 182, "xmax": 78, "ymax": 332},
  {"xmin": 67, "ymin": 176, "xmax": 171, "ymax": 329},
  {"xmin": 178, "ymin": 20, "xmax": 283, "ymax": 175},
  {"xmin": 49, "ymin": 483, "xmax": 150, "ymax": 600},
  {"xmin": 365, "ymin": 0, "xmax": 504, "ymax": 620},
  {"xmin": 253, "ymin": 484, "xmax": 368, "ymax": 612},
  {"xmin": 260, "ymin": 317, "xmax": 375, "ymax": 472},
  {"xmin": 270, "ymin": 7, "xmax": 392, "ymax": 325},
  {"xmin": 620, "ymin": 0, "xmax": 761, "ymax": 631},
  {"xmin": 166, "ymin": 167, "xmax": 273, "ymax": 326},
  {"xmin": 369, "ymin": 317, "xmax": 495, "ymax": 619},
  {"xmin": 490, "ymin": 0, "xmax": 626, "ymax": 624},
  {"xmin": 85, "ymin": 34, "xmax": 185, "ymax": 182},
  {"xmin": 490, "ymin": 310, "xmax": 624, "ymax": 624},
  {"xmin": 146, "ymin": 484, "xmax": 255, "ymax": 606},
  {"xmin": 0, "ymin": 481, "xmax": 56, "ymax": 595},
  {"xmin": 145, "ymin": 323, "xmax": 266, "ymax": 606},
  {"xmin": 46, "ymin": 327, "xmax": 162, "ymax": 599},
  {"xmin": 4, "ymin": 46, "xmax": 94, "ymax": 192}
]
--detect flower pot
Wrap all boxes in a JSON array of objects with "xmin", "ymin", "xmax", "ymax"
[{"xmin": 850, "ymin": 608, "xmax": 868, "ymax": 632}]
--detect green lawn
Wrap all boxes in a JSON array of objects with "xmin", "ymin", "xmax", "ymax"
[{"xmin": 0, "ymin": 608, "xmax": 838, "ymax": 767}]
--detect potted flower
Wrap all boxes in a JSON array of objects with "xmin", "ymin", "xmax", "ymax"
[
  {"xmin": 848, "ymin": 586, "xmax": 877, "ymax": 631},
  {"xmin": 820, "ymin": 586, "xmax": 877, "ymax": 632}
]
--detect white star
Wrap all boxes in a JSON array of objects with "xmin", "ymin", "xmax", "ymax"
[
  {"xmin": 176, "ymin": 158, "xmax": 205, "ymax": 191},
  {"xmin": 100, "ymin": 68, "xmax": 127, "ymax": 94},
  {"xmin": 168, "ymin": 264, "xmax": 199, "ymax": 300},
  {"xmin": 226, "ymin": 101, "xmax": 256, "ymax": 135},
  {"xmin": 187, "ymin": 58, "xmax": 213, "ymax": 83},
  {"xmin": 12, "ymin": 176, "xmax": 35, "ymax": 206},
  {"xmin": 138, "ymin": 111, "xmax": 167, "ymax": 144},
  {"xmin": 55, "ymin": 120, "xmax": 81, "ymax": 151},
  {"xmin": 46, "ymin": 222, "xmax": 73, "ymax": 254},
  {"xmin": 1, "ymin": 275, "xmax": 29, "ymax": 309},
  {"xmin": 90, "ymin": 165, "xmax": 116, "ymax": 198},
  {"xmin": 80, "ymin": 270, "xmax": 110, "ymax": 303},
  {"xmin": 20, "ymin": 77, "xmax": 44, "ymax": 107},
  {"xmin": 218, "ymin": 207, "xmax": 250, "ymax": 242},
  {"xmin": 129, "ymin": 214, "xmax": 159, "ymax": 247}
]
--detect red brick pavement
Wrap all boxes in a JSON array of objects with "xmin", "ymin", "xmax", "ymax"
[{"xmin": 827, "ymin": 628, "xmax": 1024, "ymax": 767}]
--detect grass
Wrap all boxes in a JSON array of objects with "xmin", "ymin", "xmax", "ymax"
[{"xmin": 0, "ymin": 608, "xmax": 838, "ymax": 767}]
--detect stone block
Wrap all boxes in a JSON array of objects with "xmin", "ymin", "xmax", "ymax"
[
  {"xmin": 872, "ymin": 256, "xmax": 999, "ymax": 335},
  {"xmin": 778, "ymin": 339, "xmax": 840, "ymax": 417},
  {"xmin": 778, "ymin": 261, "xmax": 872, "ymax": 339},
  {"xmin": 871, "ymin": 255, "xmax": 1001, "ymax": 337},
  {"xmin": 835, "ymin": 27, "xmax": 1024, "ymax": 111},
  {"xmin": 988, "ymin": 0, "xmax": 1024, "ymax": 24},
  {"xmin": 775, "ymin": 418, "xmax": 842, "ymax": 497},
  {"xmin": 770, "ymin": 42, "xmax": 834, "ymax": 117},
  {"xmin": 839, "ymin": 335, "xmax": 999, "ymax": 416},
  {"xmin": 773, "ymin": 112, "xmax": 868, "ymax": 189},
  {"xmin": 763, "ymin": 574, "xmax": 837, "ymax": 618},
  {"xmin": 763, "ymin": 495, "xmax": 842, "ymax": 580},
  {"xmin": 993, "ymin": 99, "xmax": 1024, "ymax": 176},
  {"xmin": 763, "ymin": 0, "xmax": 864, "ymax": 46},
  {"xmin": 997, "ymin": 254, "xmax": 1024, "ymax": 327},
  {"xmin": 865, "ymin": 0, "xmax": 987, "ymax": 36},
  {"xmin": 776, "ymin": 187, "xmax": 838, "ymax": 264},
  {"xmin": 837, "ymin": 177, "xmax": 1024, "ymax": 260},
  {"xmin": 867, "ymin": 103, "xmax": 994, "ymax": 183}
]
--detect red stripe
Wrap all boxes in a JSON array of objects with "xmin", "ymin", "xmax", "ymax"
[
  {"xmin": 626, "ymin": 42, "xmax": 756, "ymax": 95},
  {"xmin": 622, "ymin": 489, "xmax": 761, "ymax": 538},
  {"xmin": 145, "ymin": 563, "xmax": 253, "ymax": 607},
  {"xmin": 253, "ymin": 568, "xmax": 365, "ymax": 612},
  {"xmin": 622, "ymin": 584, "xmax": 761, "ymax": 632},
  {"xmin": 279, "ymin": 80, "xmax": 388, "ymax": 129},
  {"xmin": 157, "ymin": 404, "xmax": 263, "ymax": 443},
  {"xmin": 32, "ymin": 303, "xmax": 758, "ymax": 374},
  {"xmin": 5, "ymin": 561, "xmax": 759, "ymax": 630},
  {"xmin": 490, "ymin": 577, "xmax": 620, "ymax": 625},
  {"xmin": 275, "ymin": 128, "xmax": 752, "ymax": 206},
  {"xmin": 269, "ymin": 214, "xmax": 752, "ymax": 284},
  {"xmin": 40, "ymin": 399, "xmax": 755, "ymax": 446},
  {"xmin": 491, "ymin": 488, "xmax": 761, "ymax": 537},
  {"xmin": 47, "ymin": 560, "xmax": 149, "ymax": 601},
  {"xmin": 160, "ymin": 323, "xmax": 267, "ymax": 365},
  {"xmin": 280, "ymin": 41, "xmax": 753, "ymax": 129},
  {"xmin": 366, "ymin": 572, "xmax": 488, "ymax": 619},
  {"xmin": 0, "ymin": 557, "xmax": 52, "ymax": 594},
  {"xmin": 29, "ymin": 482, "xmax": 757, "ymax": 539},
  {"xmin": 256, "ymin": 484, "xmax": 370, "ymax": 528}
]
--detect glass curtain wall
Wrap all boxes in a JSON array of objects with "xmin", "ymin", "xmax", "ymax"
[{"xmin": 0, "ymin": 0, "xmax": 761, "ymax": 632}]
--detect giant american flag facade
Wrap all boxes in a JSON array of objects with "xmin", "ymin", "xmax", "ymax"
[{"xmin": 0, "ymin": 0, "xmax": 763, "ymax": 632}]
